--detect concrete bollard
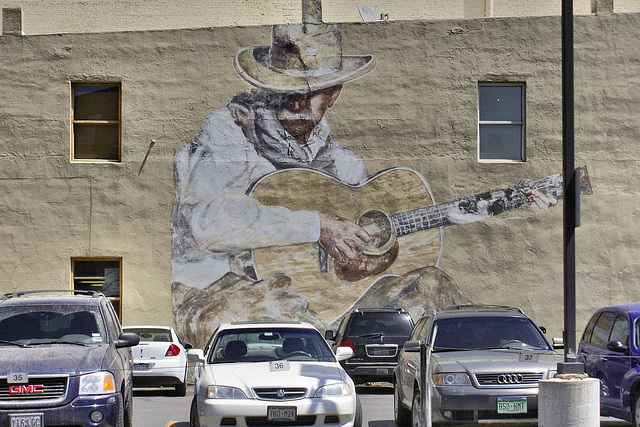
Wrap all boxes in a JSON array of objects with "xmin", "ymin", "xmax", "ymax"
[{"xmin": 538, "ymin": 374, "xmax": 600, "ymax": 427}]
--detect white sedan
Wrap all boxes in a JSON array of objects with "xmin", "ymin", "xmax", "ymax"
[
  {"xmin": 188, "ymin": 321, "xmax": 361, "ymax": 427},
  {"xmin": 123, "ymin": 325, "xmax": 192, "ymax": 396}
]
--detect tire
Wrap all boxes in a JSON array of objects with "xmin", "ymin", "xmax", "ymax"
[
  {"xmin": 633, "ymin": 392, "xmax": 640, "ymax": 427},
  {"xmin": 394, "ymin": 381, "xmax": 411, "ymax": 426},
  {"xmin": 175, "ymin": 380, "xmax": 187, "ymax": 397},
  {"xmin": 190, "ymin": 396, "xmax": 200, "ymax": 427},
  {"xmin": 123, "ymin": 394, "xmax": 133, "ymax": 427},
  {"xmin": 353, "ymin": 395, "xmax": 363, "ymax": 427},
  {"xmin": 411, "ymin": 388, "xmax": 422, "ymax": 427}
]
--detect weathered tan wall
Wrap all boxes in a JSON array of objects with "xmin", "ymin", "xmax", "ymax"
[
  {"xmin": 1, "ymin": 12, "xmax": 639, "ymax": 342},
  {"xmin": 1, "ymin": 0, "xmax": 595, "ymax": 35}
]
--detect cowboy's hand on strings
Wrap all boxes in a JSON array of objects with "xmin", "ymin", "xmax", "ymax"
[
  {"xmin": 318, "ymin": 213, "xmax": 371, "ymax": 265},
  {"xmin": 520, "ymin": 177, "xmax": 558, "ymax": 211}
]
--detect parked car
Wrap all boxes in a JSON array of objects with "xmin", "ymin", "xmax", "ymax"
[
  {"xmin": 578, "ymin": 302, "xmax": 640, "ymax": 426},
  {"xmin": 393, "ymin": 305, "xmax": 562, "ymax": 425},
  {"xmin": 122, "ymin": 325, "xmax": 192, "ymax": 396},
  {"xmin": 0, "ymin": 289, "xmax": 139, "ymax": 427},
  {"xmin": 326, "ymin": 307, "xmax": 414, "ymax": 384},
  {"xmin": 188, "ymin": 321, "xmax": 361, "ymax": 427}
]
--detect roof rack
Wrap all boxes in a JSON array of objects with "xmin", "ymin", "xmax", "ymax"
[
  {"xmin": 444, "ymin": 304, "xmax": 525, "ymax": 314},
  {"xmin": 1, "ymin": 289, "xmax": 105, "ymax": 301}
]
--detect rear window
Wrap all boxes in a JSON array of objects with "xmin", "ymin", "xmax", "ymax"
[
  {"xmin": 347, "ymin": 312, "xmax": 414, "ymax": 336},
  {"xmin": 126, "ymin": 328, "xmax": 171, "ymax": 342}
]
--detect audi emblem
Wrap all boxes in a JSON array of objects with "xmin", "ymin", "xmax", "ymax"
[{"xmin": 497, "ymin": 374, "xmax": 524, "ymax": 384}]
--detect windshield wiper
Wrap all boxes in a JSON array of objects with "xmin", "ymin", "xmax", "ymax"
[
  {"xmin": 0, "ymin": 340, "xmax": 28, "ymax": 347},
  {"xmin": 361, "ymin": 333, "xmax": 383, "ymax": 338},
  {"xmin": 29, "ymin": 341, "xmax": 88, "ymax": 346},
  {"xmin": 432, "ymin": 347, "xmax": 471, "ymax": 352}
]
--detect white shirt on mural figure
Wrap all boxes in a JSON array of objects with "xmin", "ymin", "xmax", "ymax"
[{"xmin": 172, "ymin": 91, "xmax": 368, "ymax": 289}]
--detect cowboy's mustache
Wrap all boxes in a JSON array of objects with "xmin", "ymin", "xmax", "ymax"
[{"xmin": 276, "ymin": 109, "xmax": 316, "ymax": 123}]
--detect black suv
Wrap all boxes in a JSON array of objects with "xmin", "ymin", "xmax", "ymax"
[
  {"xmin": 326, "ymin": 308, "xmax": 414, "ymax": 384},
  {"xmin": 0, "ymin": 290, "xmax": 139, "ymax": 427}
]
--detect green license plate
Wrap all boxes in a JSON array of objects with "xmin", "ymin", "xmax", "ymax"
[{"xmin": 497, "ymin": 397, "xmax": 527, "ymax": 414}]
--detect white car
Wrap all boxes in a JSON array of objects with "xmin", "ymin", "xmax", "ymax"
[
  {"xmin": 123, "ymin": 325, "xmax": 192, "ymax": 396},
  {"xmin": 188, "ymin": 321, "xmax": 361, "ymax": 427}
]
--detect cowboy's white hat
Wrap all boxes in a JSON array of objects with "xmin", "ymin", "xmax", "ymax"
[{"xmin": 235, "ymin": 22, "xmax": 377, "ymax": 93}]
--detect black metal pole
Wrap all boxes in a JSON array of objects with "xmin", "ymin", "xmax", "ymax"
[{"xmin": 559, "ymin": 0, "xmax": 584, "ymax": 374}]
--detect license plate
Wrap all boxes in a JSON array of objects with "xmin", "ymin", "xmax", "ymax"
[
  {"xmin": 134, "ymin": 363, "xmax": 150, "ymax": 371},
  {"xmin": 497, "ymin": 397, "xmax": 527, "ymax": 414},
  {"xmin": 10, "ymin": 413, "xmax": 43, "ymax": 427},
  {"xmin": 267, "ymin": 406, "xmax": 296, "ymax": 421}
]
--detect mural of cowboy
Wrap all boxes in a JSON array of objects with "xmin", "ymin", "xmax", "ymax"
[{"xmin": 171, "ymin": 1, "xmax": 557, "ymax": 347}]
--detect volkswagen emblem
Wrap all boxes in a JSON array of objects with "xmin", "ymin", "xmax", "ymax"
[
  {"xmin": 276, "ymin": 389, "xmax": 286, "ymax": 398},
  {"xmin": 497, "ymin": 374, "xmax": 524, "ymax": 384}
]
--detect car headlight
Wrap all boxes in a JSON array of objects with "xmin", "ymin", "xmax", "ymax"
[
  {"xmin": 79, "ymin": 372, "xmax": 116, "ymax": 395},
  {"xmin": 432, "ymin": 373, "xmax": 471, "ymax": 386},
  {"xmin": 206, "ymin": 385, "xmax": 247, "ymax": 399},
  {"xmin": 313, "ymin": 382, "xmax": 352, "ymax": 397}
]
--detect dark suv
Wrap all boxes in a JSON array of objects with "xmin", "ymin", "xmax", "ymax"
[
  {"xmin": 578, "ymin": 302, "xmax": 640, "ymax": 426},
  {"xmin": 0, "ymin": 290, "xmax": 139, "ymax": 427},
  {"xmin": 326, "ymin": 308, "xmax": 414, "ymax": 384}
]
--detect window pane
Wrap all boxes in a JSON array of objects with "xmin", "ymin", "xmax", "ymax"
[
  {"xmin": 479, "ymin": 125, "xmax": 523, "ymax": 161},
  {"xmin": 609, "ymin": 315, "xmax": 629, "ymax": 345},
  {"xmin": 73, "ymin": 260, "xmax": 120, "ymax": 297},
  {"xmin": 479, "ymin": 85, "xmax": 522, "ymax": 122},
  {"xmin": 73, "ymin": 124, "xmax": 119, "ymax": 160},
  {"xmin": 74, "ymin": 86, "xmax": 119, "ymax": 120},
  {"xmin": 591, "ymin": 311, "xmax": 615, "ymax": 348}
]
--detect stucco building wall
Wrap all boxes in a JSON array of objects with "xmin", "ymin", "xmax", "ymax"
[
  {"xmin": 0, "ymin": 0, "xmax": 605, "ymax": 35},
  {"xmin": 1, "ymin": 11, "xmax": 639, "ymax": 343}
]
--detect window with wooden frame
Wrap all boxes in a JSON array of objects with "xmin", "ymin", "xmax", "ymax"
[
  {"xmin": 71, "ymin": 83, "xmax": 121, "ymax": 161},
  {"xmin": 478, "ymin": 83, "xmax": 525, "ymax": 162},
  {"xmin": 72, "ymin": 258, "xmax": 122, "ymax": 319}
]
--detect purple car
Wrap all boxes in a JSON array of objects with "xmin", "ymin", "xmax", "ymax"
[{"xmin": 578, "ymin": 302, "xmax": 640, "ymax": 426}]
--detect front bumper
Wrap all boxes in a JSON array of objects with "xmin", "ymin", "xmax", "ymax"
[
  {"xmin": 197, "ymin": 395, "xmax": 357, "ymax": 427},
  {"xmin": 342, "ymin": 362, "xmax": 396, "ymax": 382},
  {"xmin": 0, "ymin": 393, "xmax": 123, "ymax": 426},
  {"xmin": 432, "ymin": 386, "xmax": 539, "ymax": 423}
]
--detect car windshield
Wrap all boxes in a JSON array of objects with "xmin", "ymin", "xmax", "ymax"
[
  {"xmin": 0, "ymin": 305, "xmax": 107, "ymax": 345},
  {"xmin": 431, "ymin": 316, "xmax": 551, "ymax": 351},
  {"xmin": 125, "ymin": 328, "xmax": 171, "ymax": 342},
  {"xmin": 347, "ymin": 312, "xmax": 413, "ymax": 336},
  {"xmin": 209, "ymin": 327, "xmax": 336, "ymax": 364}
]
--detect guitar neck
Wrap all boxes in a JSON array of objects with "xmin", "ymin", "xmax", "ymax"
[{"xmin": 391, "ymin": 174, "xmax": 566, "ymax": 236}]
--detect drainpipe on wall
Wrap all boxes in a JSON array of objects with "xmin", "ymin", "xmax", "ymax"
[{"xmin": 486, "ymin": 0, "xmax": 494, "ymax": 17}]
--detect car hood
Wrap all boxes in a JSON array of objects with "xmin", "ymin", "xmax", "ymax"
[
  {"xmin": 203, "ymin": 361, "xmax": 348, "ymax": 393},
  {"xmin": 0, "ymin": 344, "xmax": 108, "ymax": 375},
  {"xmin": 432, "ymin": 349, "xmax": 562, "ymax": 373}
]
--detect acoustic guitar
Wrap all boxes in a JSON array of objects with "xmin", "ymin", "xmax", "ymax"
[{"xmin": 242, "ymin": 167, "xmax": 592, "ymax": 321}]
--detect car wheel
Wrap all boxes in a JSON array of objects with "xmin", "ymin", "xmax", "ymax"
[
  {"xmin": 175, "ymin": 381, "xmax": 187, "ymax": 397},
  {"xmin": 394, "ymin": 381, "xmax": 411, "ymax": 426},
  {"xmin": 633, "ymin": 392, "xmax": 640, "ymax": 427},
  {"xmin": 411, "ymin": 388, "xmax": 421, "ymax": 427},
  {"xmin": 190, "ymin": 396, "xmax": 200, "ymax": 427},
  {"xmin": 353, "ymin": 395, "xmax": 363, "ymax": 427},
  {"xmin": 123, "ymin": 392, "xmax": 133, "ymax": 427}
]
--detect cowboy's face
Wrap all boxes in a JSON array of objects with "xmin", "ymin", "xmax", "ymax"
[{"xmin": 277, "ymin": 85, "xmax": 342, "ymax": 143}]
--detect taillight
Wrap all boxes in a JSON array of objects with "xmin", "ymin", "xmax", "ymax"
[
  {"xmin": 165, "ymin": 343, "xmax": 181, "ymax": 357},
  {"xmin": 339, "ymin": 340, "xmax": 354, "ymax": 351}
]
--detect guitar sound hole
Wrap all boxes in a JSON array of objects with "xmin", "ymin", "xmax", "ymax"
[{"xmin": 357, "ymin": 210, "xmax": 395, "ymax": 255}]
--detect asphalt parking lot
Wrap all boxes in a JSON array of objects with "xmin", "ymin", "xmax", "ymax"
[{"xmin": 133, "ymin": 384, "xmax": 633, "ymax": 427}]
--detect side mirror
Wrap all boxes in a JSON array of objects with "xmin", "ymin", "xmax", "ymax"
[
  {"xmin": 188, "ymin": 349, "xmax": 206, "ymax": 363},
  {"xmin": 184, "ymin": 342, "xmax": 193, "ymax": 350},
  {"xmin": 403, "ymin": 340, "xmax": 421, "ymax": 352},
  {"xmin": 325, "ymin": 330, "xmax": 335, "ymax": 341},
  {"xmin": 552, "ymin": 337, "xmax": 564, "ymax": 350},
  {"xmin": 116, "ymin": 332, "xmax": 139, "ymax": 348},
  {"xmin": 335, "ymin": 346, "xmax": 353, "ymax": 361},
  {"xmin": 606, "ymin": 339, "xmax": 628, "ymax": 354}
]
